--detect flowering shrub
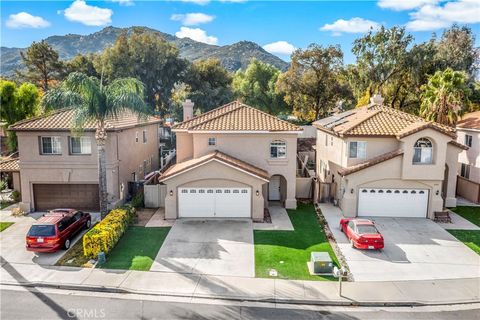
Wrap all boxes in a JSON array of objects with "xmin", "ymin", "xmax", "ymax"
[{"xmin": 83, "ymin": 205, "xmax": 136, "ymax": 259}]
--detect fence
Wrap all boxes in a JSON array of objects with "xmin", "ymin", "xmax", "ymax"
[
  {"xmin": 144, "ymin": 184, "xmax": 167, "ymax": 208},
  {"xmin": 160, "ymin": 149, "xmax": 176, "ymax": 171},
  {"xmin": 457, "ymin": 175, "xmax": 480, "ymax": 204},
  {"xmin": 296, "ymin": 177, "xmax": 313, "ymax": 199}
]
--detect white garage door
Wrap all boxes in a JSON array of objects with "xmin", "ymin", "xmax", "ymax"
[
  {"xmin": 358, "ymin": 188, "xmax": 428, "ymax": 218},
  {"xmin": 178, "ymin": 188, "xmax": 251, "ymax": 218}
]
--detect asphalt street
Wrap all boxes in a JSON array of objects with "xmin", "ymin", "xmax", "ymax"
[{"xmin": 1, "ymin": 285, "xmax": 479, "ymax": 320}]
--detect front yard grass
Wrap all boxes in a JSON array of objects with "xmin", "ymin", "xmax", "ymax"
[
  {"xmin": 98, "ymin": 226, "xmax": 170, "ymax": 271},
  {"xmin": 447, "ymin": 206, "xmax": 480, "ymax": 255},
  {"xmin": 0, "ymin": 202, "xmax": 15, "ymax": 210},
  {"xmin": 254, "ymin": 202, "xmax": 338, "ymax": 281},
  {"xmin": 0, "ymin": 222, "xmax": 14, "ymax": 232}
]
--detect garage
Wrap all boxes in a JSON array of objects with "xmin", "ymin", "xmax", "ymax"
[
  {"xmin": 358, "ymin": 188, "xmax": 428, "ymax": 218},
  {"xmin": 178, "ymin": 187, "xmax": 251, "ymax": 218},
  {"xmin": 33, "ymin": 184, "xmax": 99, "ymax": 211}
]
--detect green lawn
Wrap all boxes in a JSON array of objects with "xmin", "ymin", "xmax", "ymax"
[
  {"xmin": 98, "ymin": 226, "xmax": 170, "ymax": 271},
  {"xmin": 448, "ymin": 206, "xmax": 480, "ymax": 255},
  {"xmin": 0, "ymin": 222, "xmax": 14, "ymax": 232},
  {"xmin": 0, "ymin": 202, "xmax": 14, "ymax": 210},
  {"xmin": 254, "ymin": 203, "xmax": 338, "ymax": 281}
]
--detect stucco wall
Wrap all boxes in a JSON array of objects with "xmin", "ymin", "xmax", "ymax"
[
  {"xmin": 445, "ymin": 143, "xmax": 462, "ymax": 207},
  {"xmin": 457, "ymin": 128, "xmax": 480, "ymax": 183},
  {"xmin": 162, "ymin": 160, "xmax": 267, "ymax": 221},
  {"xmin": 176, "ymin": 132, "xmax": 193, "ymax": 162},
  {"xmin": 344, "ymin": 137, "xmax": 400, "ymax": 167}
]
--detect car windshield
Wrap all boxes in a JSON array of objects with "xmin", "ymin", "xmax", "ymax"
[
  {"xmin": 356, "ymin": 225, "xmax": 379, "ymax": 234},
  {"xmin": 28, "ymin": 225, "xmax": 56, "ymax": 237}
]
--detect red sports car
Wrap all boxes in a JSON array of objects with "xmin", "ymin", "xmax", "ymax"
[
  {"xmin": 26, "ymin": 209, "xmax": 91, "ymax": 253},
  {"xmin": 339, "ymin": 218, "xmax": 384, "ymax": 250}
]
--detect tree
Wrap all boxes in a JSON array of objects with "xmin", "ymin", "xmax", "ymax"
[
  {"xmin": 420, "ymin": 68, "xmax": 471, "ymax": 126},
  {"xmin": 184, "ymin": 59, "xmax": 233, "ymax": 113},
  {"xmin": 16, "ymin": 41, "xmax": 64, "ymax": 92},
  {"xmin": 64, "ymin": 54, "xmax": 100, "ymax": 78},
  {"xmin": 42, "ymin": 72, "xmax": 150, "ymax": 217},
  {"xmin": 0, "ymin": 80, "xmax": 41, "ymax": 151},
  {"xmin": 232, "ymin": 59, "xmax": 289, "ymax": 115},
  {"xmin": 276, "ymin": 44, "xmax": 344, "ymax": 121},
  {"xmin": 98, "ymin": 30, "xmax": 187, "ymax": 112}
]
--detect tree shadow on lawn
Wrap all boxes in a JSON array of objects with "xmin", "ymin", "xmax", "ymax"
[
  {"xmin": 98, "ymin": 226, "xmax": 170, "ymax": 271},
  {"xmin": 254, "ymin": 203, "xmax": 338, "ymax": 281}
]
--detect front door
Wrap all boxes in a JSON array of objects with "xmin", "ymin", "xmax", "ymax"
[{"xmin": 269, "ymin": 176, "xmax": 281, "ymax": 201}]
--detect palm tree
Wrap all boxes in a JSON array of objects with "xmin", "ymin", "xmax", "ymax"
[
  {"xmin": 420, "ymin": 68, "xmax": 471, "ymax": 126},
  {"xmin": 42, "ymin": 72, "xmax": 150, "ymax": 218}
]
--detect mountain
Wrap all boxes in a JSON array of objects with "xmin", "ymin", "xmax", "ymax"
[{"xmin": 0, "ymin": 26, "xmax": 289, "ymax": 76}]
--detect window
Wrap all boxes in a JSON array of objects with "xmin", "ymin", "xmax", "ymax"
[
  {"xmin": 69, "ymin": 136, "xmax": 91, "ymax": 154},
  {"xmin": 325, "ymin": 134, "xmax": 328, "ymax": 146},
  {"xmin": 58, "ymin": 217, "xmax": 73, "ymax": 232},
  {"xmin": 461, "ymin": 163, "xmax": 471, "ymax": 179},
  {"xmin": 143, "ymin": 130, "xmax": 147, "ymax": 143},
  {"xmin": 135, "ymin": 132, "xmax": 139, "ymax": 143},
  {"xmin": 330, "ymin": 136, "xmax": 333, "ymax": 146},
  {"xmin": 208, "ymin": 137, "xmax": 216, "ymax": 146},
  {"xmin": 270, "ymin": 140, "xmax": 286, "ymax": 159},
  {"xmin": 465, "ymin": 134, "xmax": 472, "ymax": 148},
  {"xmin": 413, "ymin": 138, "xmax": 433, "ymax": 164},
  {"xmin": 40, "ymin": 136, "xmax": 62, "ymax": 155},
  {"xmin": 348, "ymin": 141, "xmax": 366, "ymax": 159}
]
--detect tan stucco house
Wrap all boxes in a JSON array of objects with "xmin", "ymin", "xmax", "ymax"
[
  {"xmin": 313, "ymin": 95, "xmax": 467, "ymax": 219},
  {"xmin": 456, "ymin": 111, "xmax": 480, "ymax": 203},
  {"xmin": 159, "ymin": 100, "xmax": 302, "ymax": 221},
  {"xmin": 9, "ymin": 109, "xmax": 161, "ymax": 212}
]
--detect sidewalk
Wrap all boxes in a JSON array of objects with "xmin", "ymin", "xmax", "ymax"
[{"xmin": 1, "ymin": 260, "xmax": 479, "ymax": 306}]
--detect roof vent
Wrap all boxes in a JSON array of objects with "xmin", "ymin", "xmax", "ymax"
[{"xmin": 370, "ymin": 94, "xmax": 384, "ymax": 105}]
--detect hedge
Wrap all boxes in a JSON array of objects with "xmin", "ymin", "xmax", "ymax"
[{"xmin": 83, "ymin": 205, "xmax": 136, "ymax": 259}]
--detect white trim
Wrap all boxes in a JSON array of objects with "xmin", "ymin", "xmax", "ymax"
[
  {"xmin": 457, "ymin": 127, "xmax": 480, "ymax": 133},
  {"xmin": 172, "ymin": 129, "xmax": 302, "ymax": 134},
  {"xmin": 160, "ymin": 158, "xmax": 269, "ymax": 182}
]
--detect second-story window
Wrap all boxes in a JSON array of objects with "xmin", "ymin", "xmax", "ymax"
[
  {"xmin": 460, "ymin": 163, "xmax": 471, "ymax": 179},
  {"xmin": 413, "ymin": 138, "xmax": 433, "ymax": 164},
  {"xmin": 40, "ymin": 136, "xmax": 62, "ymax": 155},
  {"xmin": 135, "ymin": 131, "xmax": 139, "ymax": 143},
  {"xmin": 143, "ymin": 130, "xmax": 147, "ymax": 143},
  {"xmin": 270, "ymin": 140, "xmax": 287, "ymax": 159},
  {"xmin": 208, "ymin": 137, "xmax": 216, "ymax": 146},
  {"xmin": 349, "ymin": 141, "xmax": 366, "ymax": 159},
  {"xmin": 70, "ymin": 136, "xmax": 91, "ymax": 155},
  {"xmin": 465, "ymin": 134, "xmax": 472, "ymax": 147}
]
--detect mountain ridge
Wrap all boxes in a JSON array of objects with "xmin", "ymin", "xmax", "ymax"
[{"xmin": 1, "ymin": 26, "xmax": 289, "ymax": 76}]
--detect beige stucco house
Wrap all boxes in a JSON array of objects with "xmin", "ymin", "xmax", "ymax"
[
  {"xmin": 313, "ymin": 95, "xmax": 467, "ymax": 219},
  {"xmin": 159, "ymin": 100, "xmax": 302, "ymax": 221},
  {"xmin": 9, "ymin": 109, "xmax": 161, "ymax": 212},
  {"xmin": 456, "ymin": 111, "xmax": 480, "ymax": 203}
]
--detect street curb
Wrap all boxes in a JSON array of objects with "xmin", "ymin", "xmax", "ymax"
[{"xmin": 2, "ymin": 281, "xmax": 479, "ymax": 308}]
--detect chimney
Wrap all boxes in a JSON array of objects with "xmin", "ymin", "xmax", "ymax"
[
  {"xmin": 182, "ymin": 99, "xmax": 194, "ymax": 121},
  {"xmin": 370, "ymin": 94, "xmax": 384, "ymax": 105}
]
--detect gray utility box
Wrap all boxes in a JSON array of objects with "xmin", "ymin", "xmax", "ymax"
[{"xmin": 311, "ymin": 252, "xmax": 333, "ymax": 274}]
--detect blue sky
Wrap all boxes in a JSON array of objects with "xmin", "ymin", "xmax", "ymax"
[{"xmin": 2, "ymin": 0, "xmax": 479, "ymax": 64}]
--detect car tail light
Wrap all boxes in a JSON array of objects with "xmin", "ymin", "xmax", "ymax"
[
  {"xmin": 44, "ymin": 237, "xmax": 59, "ymax": 244},
  {"xmin": 26, "ymin": 237, "xmax": 36, "ymax": 244}
]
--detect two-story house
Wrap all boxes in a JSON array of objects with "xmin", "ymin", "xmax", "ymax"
[
  {"xmin": 456, "ymin": 111, "xmax": 480, "ymax": 203},
  {"xmin": 9, "ymin": 109, "xmax": 161, "ymax": 212},
  {"xmin": 313, "ymin": 95, "xmax": 467, "ymax": 219},
  {"xmin": 158, "ymin": 100, "xmax": 302, "ymax": 221}
]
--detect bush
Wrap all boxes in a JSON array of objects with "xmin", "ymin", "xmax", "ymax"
[
  {"xmin": 131, "ymin": 191, "xmax": 144, "ymax": 208},
  {"xmin": 11, "ymin": 190, "xmax": 20, "ymax": 202},
  {"xmin": 83, "ymin": 205, "xmax": 136, "ymax": 259},
  {"xmin": 0, "ymin": 180, "xmax": 7, "ymax": 191}
]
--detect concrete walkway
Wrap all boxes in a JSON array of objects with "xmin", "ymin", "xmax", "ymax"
[
  {"xmin": 144, "ymin": 208, "xmax": 175, "ymax": 227},
  {"xmin": 0, "ymin": 261, "xmax": 478, "ymax": 306},
  {"xmin": 437, "ymin": 212, "xmax": 480, "ymax": 230},
  {"xmin": 457, "ymin": 198, "xmax": 480, "ymax": 207},
  {"xmin": 253, "ymin": 206, "xmax": 294, "ymax": 231}
]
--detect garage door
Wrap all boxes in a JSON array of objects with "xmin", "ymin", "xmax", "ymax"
[
  {"xmin": 33, "ymin": 184, "xmax": 99, "ymax": 211},
  {"xmin": 178, "ymin": 187, "xmax": 251, "ymax": 218},
  {"xmin": 358, "ymin": 188, "xmax": 428, "ymax": 218}
]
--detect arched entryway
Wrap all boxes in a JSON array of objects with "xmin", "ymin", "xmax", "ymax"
[{"xmin": 268, "ymin": 174, "xmax": 287, "ymax": 205}]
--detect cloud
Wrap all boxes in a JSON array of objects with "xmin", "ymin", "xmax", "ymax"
[
  {"xmin": 6, "ymin": 12, "xmax": 50, "ymax": 29},
  {"xmin": 377, "ymin": 0, "xmax": 439, "ymax": 11},
  {"xmin": 263, "ymin": 41, "xmax": 296, "ymax": 55},
  {"xmin": 63, "ymin": 0, "xmax": 112, "ymax": 26},
  {"xmin": 180, "ymin": 0, "xmax": 210, "ymax": 5},
  {"xmin": 171, "ymin": 13, "xmax": 215, "ymax": 26},
  {"xmin": 110, "ymin": 0, "xmax": 134, "ymax": 6},
  {"xmin": 320, "ymin": 17, "xmax": 381, "ymax": 35},
  {"xmin": 406, "ymin": 0, "xmax": 480, "ymax": 31},
  {"xmin": 175, "ymin": 27, "xmax": 218, "ymax": 45}
]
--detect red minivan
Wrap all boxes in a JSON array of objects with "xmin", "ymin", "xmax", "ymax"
[{"xmin": 26, "ymin": 209, "xmax": 91, "ymax": 252}]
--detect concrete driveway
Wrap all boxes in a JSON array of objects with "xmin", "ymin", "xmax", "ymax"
[
  {"xmin": 0, "ymin": 210, "xmax": 100, "ymax": 266},
  {"xmin": 319, "ymin": 204, "xmax": 480, "ymax": 282},
  {"xmin": 150, "ymin": 219, "xmax": 254, "ymax": 277}
]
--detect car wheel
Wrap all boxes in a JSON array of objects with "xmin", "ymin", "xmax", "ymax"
[
  {"xmin": 85, "ymin": 219, "xmax": 91, "ymax": 229},
  {"xmin": 64, "ymin": 238, "xmax": 71, "ymax": 250}
]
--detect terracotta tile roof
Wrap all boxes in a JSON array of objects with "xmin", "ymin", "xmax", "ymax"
[
  {"xmin": 0, "ymin": 158, "xmax": 20, "ymax": 172},
  {"xmin": 313, "ymin": 104, "xmax": 455, "ymax": 138},
  {"xmin": 448, "ymin": 140, "xmax": 469, "ymax": 150},
  {"xmin": 9, "ymin": 108, "xmax": 161, "ymax": 132},
  {"xmin": 337, "ymin": 149, "xmax": 404, "ymax": 177},
  {"xmin": 159, "ymin": 150, "xmax": 269, "ymax": 182},
  {"xmin": 173, "ymin": 101, "xmax": 301, "ymax": 132},
  {"xmin": 457, "ymin": 111, "xmax": 480, "ymax": 130}
]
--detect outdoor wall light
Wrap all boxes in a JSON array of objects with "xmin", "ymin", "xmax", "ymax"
[
  {"xmin": 256, "ymin": 190, "xmax": 260, "ymax": 196},
  {"xmin": 435, "ymin": 190, "xmax": 439, "ymax": 196},
  {"xmin": 350, "ymin": 188, "xmax": 354, "ymax": 194},
  {"xmin": 169, "ymin": 190, "xmax": 173, "ymax": 196}
]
